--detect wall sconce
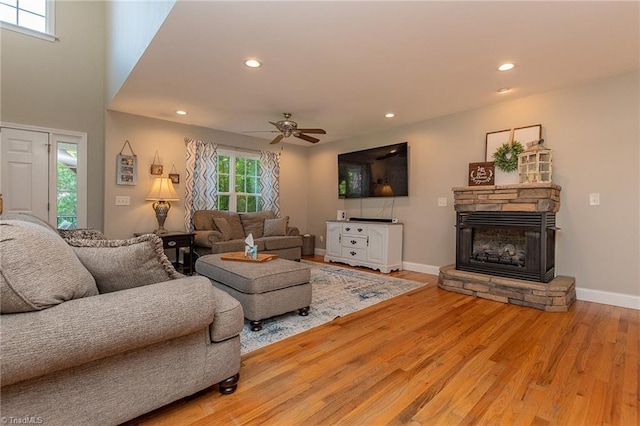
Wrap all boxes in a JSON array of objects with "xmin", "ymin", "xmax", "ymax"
[{"xmin": 145, "ymin": 177, "xmax": 179, "ymax": 234}]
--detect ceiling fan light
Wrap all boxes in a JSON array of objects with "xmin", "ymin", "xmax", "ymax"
[{"xmin": 244, "ymin": 58, "xmax": 262, "ymax": 68}]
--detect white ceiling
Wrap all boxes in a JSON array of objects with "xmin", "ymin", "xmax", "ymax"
[{"xmin": 107, "ymin": 0, "xmax": 639, "ymax": 146}]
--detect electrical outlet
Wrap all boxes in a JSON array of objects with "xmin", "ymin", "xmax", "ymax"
[
  {"xmin": 437, "ymin": 197, "xmax": 447, "ymax": 207},
  {"xmin": 589, "ymin": 193, "xmax": 600, "ymax": 206},
  {"xmin": 319, "ymin": 235, "xmax": 324, "ymax": 243},
  {"xmin": 115, "ymin": 196, "xmax": 130, "ymax": 206}
]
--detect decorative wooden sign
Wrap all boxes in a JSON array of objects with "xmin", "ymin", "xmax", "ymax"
[{"xmin": 468, "ymin": 162, "xmax": 495, "ymax": 186}]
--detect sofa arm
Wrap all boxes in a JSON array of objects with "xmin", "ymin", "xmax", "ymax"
[
  {"xmin": 194, "ymin": 230, "xmax": 224, "ymax": 248},
  {"xmin": 1, "ymin": 276, "xmax": 217, "ymax": 387},
  {"xmin": 287, "ymin": 226, "xmax": 300, "ymax": 236}
]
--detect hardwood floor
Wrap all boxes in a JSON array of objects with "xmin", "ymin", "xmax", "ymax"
[{"xmin": 126, "ymin": 256, "xmax": 639, "ymax": 425}]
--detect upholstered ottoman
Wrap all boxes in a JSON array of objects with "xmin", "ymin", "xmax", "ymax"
[{"xmin": 196, "ymin": 254, "xmax": 312, "ymax": 331}]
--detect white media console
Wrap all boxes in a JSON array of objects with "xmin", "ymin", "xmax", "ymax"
[{"xmin": 324, "ymin": 220, "xmax": 403, "ymax": 273}]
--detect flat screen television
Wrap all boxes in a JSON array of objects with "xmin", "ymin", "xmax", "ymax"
[{"xmin": 338, "ymin": 142, "xmax": 408, "ymax": 198}]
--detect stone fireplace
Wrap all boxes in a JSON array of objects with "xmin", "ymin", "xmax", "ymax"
[{"xmin": 438, "ymin": 183, "xmax": 576, "ymax": 312}]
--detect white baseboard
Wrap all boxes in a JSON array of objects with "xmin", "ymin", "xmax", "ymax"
[
  {"xmin": 401, "ymin": 261, "xmax": 441, "ymax": 276},
  {"xmin": 315, "ymin": 248, "xmax": 326, "ymax": 256},
  {"xmin": 576, "ymin": 288, "xmax": 640, "ymax": 310}
]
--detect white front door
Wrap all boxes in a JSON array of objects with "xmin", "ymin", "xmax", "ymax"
[{"xmin": 0, "ymin": 127, "xmax": 50, "ymax": 222}]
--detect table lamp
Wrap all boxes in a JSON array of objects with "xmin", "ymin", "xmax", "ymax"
[{"xmin": 146, "ymin": 177, "xmax": 179, "ymax": 234}]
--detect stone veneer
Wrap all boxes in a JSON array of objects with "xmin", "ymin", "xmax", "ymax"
[
  {"xmin": 439, "ymin": 181, "xmax": 576, "ymax": 312},
  {"xmin": 453, "ymin": 182, "xmax": 561, "ymax": 213},
  {"xmin": 439, "ymin": 264, "xmax": 576, "ymax": 312}
]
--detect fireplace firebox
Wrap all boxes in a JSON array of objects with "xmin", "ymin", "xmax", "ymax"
[{"xmin": 456, "ymin": 211, "xmax": 556, "ymax": 283}]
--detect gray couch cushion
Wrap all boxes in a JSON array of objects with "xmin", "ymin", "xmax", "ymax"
[
  {"xmin": 193, "ymin": 210, "xmax": 244, "ymax": 240},
  {"xmin": 262, "ymin": 235, "xmax": 303, "ymax": 251},
  {"xmin": 66, "ymin": 234, "xmax": 180, "ymax": 293},
  {"xmin": 264, "ymin": 217, "xmax": 288, "ymax": 236},
  {"xmin": 0, "ymin": 276, "xmax": 217, "ymax": 386},
  {"xmin": 239, "ymin": 211, "xmax": 275, "ymax": 238},
  {"xmin": 213, "ymin": 217, "xmax": 233, "ymax": 241},
  {"xmin": 0, "ymin": 220, "xmax": 98, "ymax": 313},
  {"xmin": 210, "ymin": 239, "xmax": 266, "ymax": 254}
]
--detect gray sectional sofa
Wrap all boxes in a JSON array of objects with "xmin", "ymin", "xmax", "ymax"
[
  {"xmin": 0, "ymin": 213, "xmax": 244, "ymax": 425},
  {"xmin": 193, "ymin": 210, "xmax": 303, "ymax": 261}
]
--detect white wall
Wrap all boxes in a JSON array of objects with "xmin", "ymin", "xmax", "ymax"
[
  {"xmin": 105, "ymin": 0, "xmax": 176, "ymax": 103},
  {"xmin": 307, "ymin": 72, "xmax": 640, "ymax": 303},
  {"xmin": 0, "ymin": 0, "xmax": 105, "ymax": 229},
  {"xmin": 104, "ymin": 111, "xmax": 309, "ymax": 239}
]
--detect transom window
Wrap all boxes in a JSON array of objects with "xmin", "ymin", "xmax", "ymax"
[
  {"xmin": 0, "ymin": 0, "xmax": 54, "ymax": 39},
  {"xmin": 217, "ymin": 151, "xmax": 263, "ymax": 213}
]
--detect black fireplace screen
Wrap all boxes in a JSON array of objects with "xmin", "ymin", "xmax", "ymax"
[{"xmin": 456, "ymin": 212, "xmax": 556, "ymax": 283}]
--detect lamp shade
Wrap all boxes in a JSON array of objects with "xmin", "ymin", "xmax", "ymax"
[{"xmin": 146, "ymin": 177, "xmax": 179, "ymax": 201}]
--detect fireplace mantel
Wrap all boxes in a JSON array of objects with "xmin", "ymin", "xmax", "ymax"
[{"xmin": 453, "ymin": 182, "xmax": 561, "ymax": 213}]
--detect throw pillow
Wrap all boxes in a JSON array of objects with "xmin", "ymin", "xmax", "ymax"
[
  {"xmin": 240, "ymin": 211, "xmax": 275, "ymax": 238},
  {"xmin": 67, "ymin": 234, "xmax": 180, "ymax": 294},
  {"xmin": 212, "ymin": 217, "xmax": 233, "ymax": 241},
  {"xmin": 264, "ymin": 217, "xmax": 288, "ymax": 237},
  {"xmin": 0, "ymin": 220, "xmax": 98, "ymax": 313},
  {"xmin": 58, "ymin": 228, "xmax": 106, "ymax": 241}
]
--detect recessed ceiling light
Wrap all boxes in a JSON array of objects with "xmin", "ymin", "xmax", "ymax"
[
  {"xmin": 244, "ymin": 58, "xmax": 262, "ymax": 68},
  {"xmin": 497, "ymin": 87, "xmax": 511, "ymax": 94},
  {"xmin": 385, "ymin": 113, "xmax": 395, "ymax": 118},
  {"xmin": 176, "ymin": 110, "xmax": 188, "ymax": 115},
  {"xmin": 498, "ymin": 63, "xmax": 515, "ymax": 71}
]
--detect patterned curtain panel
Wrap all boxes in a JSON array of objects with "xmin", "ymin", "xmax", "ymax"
[
  {"xmin": 260, "ymin": 150, "xmax": 280, "ymax": 216},
  {"xmin": 184, "ymin": 138, "xmax": 218, "ymax": 231}
]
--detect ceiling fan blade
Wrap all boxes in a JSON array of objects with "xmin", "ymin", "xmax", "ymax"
[
  {"xmin": 295, "ymin": 133, "xmax": 320, "ymax": 143},
  {"xmin": 270, "ymin": 134, "xmax": 285, "ymax": 145},
  {"xmin": 296, "ymin": 128, "xmax": 326, "ymax": 134}
]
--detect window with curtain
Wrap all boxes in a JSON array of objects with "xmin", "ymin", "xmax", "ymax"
[{"xmin": 217, "ymin": 150, "xmax": 263, "ymax": 213}]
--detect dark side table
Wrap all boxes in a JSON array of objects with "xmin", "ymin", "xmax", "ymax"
[{"xmin": 134, "ymin": 231, "xmax": 195, "ymax": 275}]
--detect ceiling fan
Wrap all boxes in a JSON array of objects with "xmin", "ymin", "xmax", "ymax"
[{"xmin": 246, "ymin": 113, "xmax": 326, "ymax": 144}]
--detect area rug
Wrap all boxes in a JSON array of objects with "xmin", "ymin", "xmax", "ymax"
[{"xmin": 240, "ymin": 261, "xmax": 426, "ymax": 354}]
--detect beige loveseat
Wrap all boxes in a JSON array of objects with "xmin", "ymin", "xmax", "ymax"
[
  {"xmin": 0, "ymin": 214, "xmax": 244, "ymax": 425},
  {"xmin": 193, "ymin": 210, "xmax": 303, "ymax": 261}
]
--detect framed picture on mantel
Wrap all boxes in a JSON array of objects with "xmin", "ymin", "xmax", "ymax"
[
  {"xmin": 486, "ymin": 124, "xmax": 542, "ymax": 184},
  {"xmin": 468, "ymin": 162, "xmax": 495, "ymax": 186}
]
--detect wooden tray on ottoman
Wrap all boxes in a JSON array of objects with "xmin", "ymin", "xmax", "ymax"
[{"xmin": 220, "ymin": 252, "xmax": 278, "ymax": 262}]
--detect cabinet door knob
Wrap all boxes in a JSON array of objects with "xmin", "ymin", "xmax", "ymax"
[
  {"xmin": 350, "ymin": 251, "xmax": 357, "ymax": 256},
  {"xmin": 167, "ymin": 241, "xmax": 177, "ymax": 247},
  {"xmin": 350, "ymin": 240, "xmax": 357, "ymax": 245}
]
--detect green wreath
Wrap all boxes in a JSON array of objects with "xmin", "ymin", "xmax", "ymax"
[{"xmin": 492, "ymin": 141, "xmax": 524, "ymax": 172}]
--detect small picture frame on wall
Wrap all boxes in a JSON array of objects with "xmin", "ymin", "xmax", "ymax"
[
  {"xmin": 150, "ymin": 150, "xmax": 163, "ymax": 175},
  {"xmin": 168, "ymin": 164, "xmax": 179, "ymax": 184},
  {"xmin": 116, "ymin": 140, "xmax": 137, "ymax": 186}
]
